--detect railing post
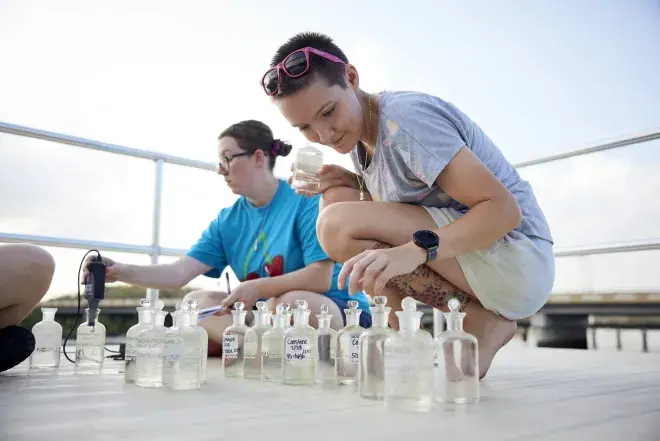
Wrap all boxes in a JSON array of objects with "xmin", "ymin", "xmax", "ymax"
[{"xmin": 147, "ymin": 159, "xmax": 164, "ymax": 301}]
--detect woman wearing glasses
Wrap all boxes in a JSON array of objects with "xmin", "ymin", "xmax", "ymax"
[
  {"xmin": 85, "ymin": 119, "xmax": 371, "ymax": 354},
  {"xmin": 262, "ymin": 32, "xmax": 555, "ymax": 379}
]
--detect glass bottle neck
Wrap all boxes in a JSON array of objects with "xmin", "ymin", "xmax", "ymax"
[
  {"xmin": 345, "ymin": 313, "xmax": 360, "ymax": 327},
  {"xmin": 293, "ymin": 311, "xmax": 310, "ymax": 326},
  {"xmin": 153, "ymin": 311, "xmax": 166, "ymax": 327},
  {"xmin": 395, "ymin": 310, "xmax": 422, "ymax": 333},
  {"xmin": 232, "ymin": 311, "xmax": 247, "ymax": 326},
  {"xmin": 371, "ymin": 311, "xmax": 389, "ymax": 328},
  {"xmin": 255, "ymin": 313, "xmax": 271, "ymax": 327},
  {"xmin": 272, "ymin": 314, "xmax": 286, "ymax": 328},
  {"xmin": 137, "ymin": 308, "xmax": 153, "ymax": 324},
  {"xmin": 85, "ymin": 309, "xmax": 100, "ymax": 322},
  {"xmin": 317, "ymin": 317, "xmax": 331, "ymax": 329},
  {"xmin": 41, "ymin": 308, "xmax": 57, "ymax": 321},
  {"xmin": 446, "ymin": 316, "xmax": 465, "ymax": 332},
  {"xmin": 179, "ymin": 312, "xmax": 192, "ymax": 327}
]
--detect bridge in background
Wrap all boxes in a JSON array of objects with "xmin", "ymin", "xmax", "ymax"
[{"xmin": 2, "ymin": 121, "xmax": 660, "ymax": 349}]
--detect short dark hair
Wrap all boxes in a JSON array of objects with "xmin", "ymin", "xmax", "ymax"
[
  {"xmin": 270, "ymin": 32, "xmax": 349, "ymax": 97},
  {"xmin": 219, "ymin": 120, "xmax": 292, "ymax": 170}
]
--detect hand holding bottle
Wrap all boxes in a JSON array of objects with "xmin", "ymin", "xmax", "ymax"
[{"xmin": 289, "ymin": 163, "xmax": 360, "ymax": 196}]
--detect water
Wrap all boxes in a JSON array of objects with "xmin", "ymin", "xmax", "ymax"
[{"xmin": 316, "ymin": 332, "xmax": 336, "ymax": 385}]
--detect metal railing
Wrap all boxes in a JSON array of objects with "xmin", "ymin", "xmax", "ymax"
[{"xmin": 2, "ymin": 121, "xmax": 660, "ymax": 309}]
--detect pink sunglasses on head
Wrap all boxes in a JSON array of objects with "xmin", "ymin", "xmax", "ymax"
[{"xmin": 261, "ymin": 47, "xmax": 345, "ymax": 96}]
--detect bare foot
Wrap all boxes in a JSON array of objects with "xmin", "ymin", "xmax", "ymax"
[
  {"xmin": 464, "ymin": 303, "xmax": 517, "ymax": 379},
  {"xmin": 477, "ymin": 317, "xmax": 516, "ymax": 379}
]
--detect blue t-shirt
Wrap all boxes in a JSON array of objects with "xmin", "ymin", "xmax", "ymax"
[{"xmin": 186, "ymin": 179, "xmax": 371, "ymax": 314}]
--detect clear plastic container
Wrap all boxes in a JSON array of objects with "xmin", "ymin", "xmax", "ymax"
[{"xmin": 291, "ymin": 145, "xmax": 323, "ymax": 192}]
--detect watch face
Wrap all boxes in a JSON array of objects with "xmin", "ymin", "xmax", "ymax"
[{"xmin": 414, "ymin": 230, "xmax": 439, "ymax": 247}]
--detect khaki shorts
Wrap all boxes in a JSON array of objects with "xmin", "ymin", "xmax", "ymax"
[{"xmin": 424, "ymin": 206, "xmax": 555, "ymax": 320}]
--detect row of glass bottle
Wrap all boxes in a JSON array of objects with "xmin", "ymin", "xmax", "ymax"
[
  {"xmin": 124, "ymin": 298, "xmax": 209, "ymax": 390},
  {"xmin": 28, "ymin": 306, "xmax": 109, "ymax": 374},
  {"xmin": 222, "ymin": 296, "xmax": 479, "ymax": 411},
  {"xmin": 28, "ymin": 299, "xmax": 209, "ymax": 391}
]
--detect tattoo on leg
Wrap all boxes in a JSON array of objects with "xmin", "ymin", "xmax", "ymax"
[{"xmin": 370, "ymin": 241, "xmax": 471, "ymax": 312}]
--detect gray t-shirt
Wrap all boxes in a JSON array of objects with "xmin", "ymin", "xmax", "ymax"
[{"xmin": 349, "ymin": 90, "xmax": 553, "ymax": 243}]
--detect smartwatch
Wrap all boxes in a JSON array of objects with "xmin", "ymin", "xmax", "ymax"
[{"xmin": 412, "ymin": 230, "xmax": 439, "ymax": 263}]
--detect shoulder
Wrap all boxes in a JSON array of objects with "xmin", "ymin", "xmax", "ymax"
[
  {"xmin": 380, "ymin": 90, "xmax": 468, "ymax": 132},
  {"xmin": 273, "ymin": 179, "xmax": 320, "ymax": 211}
]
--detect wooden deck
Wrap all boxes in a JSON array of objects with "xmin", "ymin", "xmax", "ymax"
[{"xmin": 2, "ymin": 343, "xmax": 659, "ymax": 441}]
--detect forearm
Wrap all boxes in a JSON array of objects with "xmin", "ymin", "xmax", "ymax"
[
  {"xmin": 257, "ymin": 261, "xmax": 334, "ymax": 298},
  {"xmin": 432, "ymin": 197, "xmax": 521, "ymax": 260},
  {"xmin": 115, "ymin": 262, "xmax": 190, "ymax": 290}
]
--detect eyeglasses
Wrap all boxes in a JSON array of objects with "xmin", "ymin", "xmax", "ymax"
[
  {"xmin": 261, "ymin": 46, "xmax": 345, "ymax": 96},
  {"xmin": 217, "ymin": 151, "xmax": 252, "ymax": 175}
]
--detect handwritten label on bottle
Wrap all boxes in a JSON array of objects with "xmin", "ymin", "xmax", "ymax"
[
  {"xmin": 350, "ymin": 337, "xmax": 360, "ymax": 364},
  {"xmin": 285, "ymin": 337, "xmax": 311, "ymax": 362},
  {"xmin": 223, "ymin": 335, "xmax": 238, "ymax": 359}
]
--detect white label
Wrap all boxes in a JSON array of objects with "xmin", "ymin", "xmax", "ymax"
[
  {"xmin": 285, "ymin": 337, "xmax": 311, "ymax": 362},
  {"xmin": 349, "ymin": 337, "xmax": 360, "ymax": 364},
  {"xmin": 223, "ymin": 335, "xmax": 238, "ymax": 359}
]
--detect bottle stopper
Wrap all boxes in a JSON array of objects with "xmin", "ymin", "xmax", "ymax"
[
  {"xmin": 256, "ymin": 301, "xmax": 268, "ymax": 313},
  {"xmin": 295, "ymin": 300, "xmax": 308, "ymax": 311},
  {"xmin": 153, "ymin": 299, "xmax": 165, "ymax": 310},
  {"xmin": 234, "ymin": 302, "xmax": 245, "ymax": 312},
  {"xmin": 139, "ymin": 298, "xmax": 152, "ymax": 308},
  {"xmin": 401, "ymin": 296, "xmax": 417, "ymax": 311}
]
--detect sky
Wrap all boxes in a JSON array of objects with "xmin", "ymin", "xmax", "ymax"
[{"xmin": 1, "ymin": 0, "xmax": 659, "ymax": 299}]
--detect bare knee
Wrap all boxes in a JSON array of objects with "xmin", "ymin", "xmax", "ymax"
[
  {"xmin": 14, "ymin": 244, "xmax": 56, "ymax": 282},
  {"xmin": 182, "ymin": 290, "xmax": 227, "ymax": 308},
  {"xmin": 316, "ymin": 202, "xmax": 355, "ymax": 263},
  {"xmin": 272, "ymin": 291, "xmax": 343, "ymax": 329}
]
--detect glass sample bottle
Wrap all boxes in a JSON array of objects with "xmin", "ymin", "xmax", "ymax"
[
  {"xmin": 163, "ymin": 301, "xmax": 202, "ymax": 390},
  {"xmin": 29, "ymin": 307, "xmax": 62, "ymax": 369},
  {"xmin": 359, "ymin": 296, "xmax": 395, "ymax": 399},
  {"xmin": 244, "ymin": 301, "xmax": 272, "ymax": 380},
  {"xmin": 282, "ymin": 300, "xmax": 317, "ymax": 385},
  {"xmin": 261, "ymin": 303, "xmax": 288, "ymax": 382},
  {"xmin": 135, "ymin": 310, "xmax": 168, "ymax": 388},
  {"xmin": 223, "ymin": 301, "xmax": 249, "ymax": 378},
  {"xmin": 336, "ymin": 300, "xmax": 364, "ymax": 385},
  {"xmin": 187, "ymin": 301, "xmax": 208, "ymax": 383},
  {"xmin": 291, "ymin": 145, "xmax": 323, "ymax": 191},
  {"xmin": 316, "ymin": 304, "xmax": 337, "ymax": 385},
  {"xmin": 435, "ymin": 298, "xmax": 479, "ymax": 404},
  {"xmin": 124, "ymin": 299, "xmax": 153, "ymax": 383},
  {"xmin": 75, "ymin": 308, "xmax": 106, "ymax": 374},
  {"xmin": 384, "ymin": 297, "xmax": 434, "ymax": 412}
]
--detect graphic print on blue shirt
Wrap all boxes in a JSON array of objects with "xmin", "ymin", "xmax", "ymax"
[{"xmin": 186, "ymin": 179, "xmax": 371, "ymax": 314}]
